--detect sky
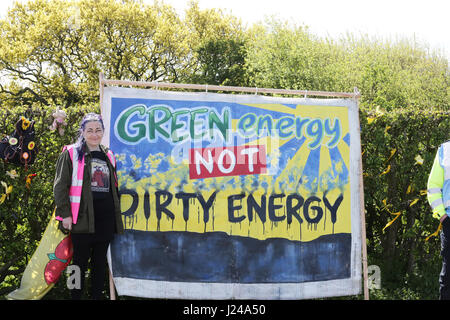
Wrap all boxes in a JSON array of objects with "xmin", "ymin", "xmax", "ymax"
[{"xmin": 0, "ymin": 0, "xmax": 449, "ymax": 61}]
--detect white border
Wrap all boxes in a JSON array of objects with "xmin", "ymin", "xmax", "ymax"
[
  {"xmin": 109, "ymin": 276, "xmax": 361, "ymax": 300},
  {"xmin": 104, "ymin": 87, "xmax": 363, "ymax": 300}
]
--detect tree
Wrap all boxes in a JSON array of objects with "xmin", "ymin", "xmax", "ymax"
[
  {"xmin": 192, "ymin": 38, "xmax": 248, "ymax": 86},
  {"xmin": 0, "ymin": 0, "xmax": 245, "ymax": 109},
  {"xmin": 245, "ymin": 20, "xmax": 343, "ymax": 92},
  {"xmin": 245, "ymin": 19, "xmax": 449, "ymax": 111}
]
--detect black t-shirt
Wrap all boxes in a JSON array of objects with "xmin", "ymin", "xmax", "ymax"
[
  {"xmin": 90, "ymin": 151, "xmax": 116, "ymax": 240},
  {"xmin": 91, "ymin": 151, "xmax": 111, "ymax": 200}
]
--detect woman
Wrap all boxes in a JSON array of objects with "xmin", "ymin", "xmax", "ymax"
[{"xmin": 53, "ymin": 113, "xmax": 123, "ymax": 300}]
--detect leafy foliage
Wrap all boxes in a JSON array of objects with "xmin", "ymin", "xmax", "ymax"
[
  {"xmin": 0, "ymin": 103, "xmax": 97, "ymax": 298},
  {"xmin": 0, "ymin": 0, "xmax": 244, "ymax": 108},
  {"xmin": 361, "ymin": 108, "xmax": 449, "ymax": 299},
  {"xmin": 246, "ymin": 21, "xmax": 448, "ymax": 111}
]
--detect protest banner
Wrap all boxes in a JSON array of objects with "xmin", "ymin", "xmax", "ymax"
[{"xmin": 101, "ymin": 79, "xmax": 366, "ymax": 299}]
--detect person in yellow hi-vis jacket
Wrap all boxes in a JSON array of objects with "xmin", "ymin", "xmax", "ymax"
[{"xmin": 427, "ymin": 140, "xmax": 450, "ymax": 300}]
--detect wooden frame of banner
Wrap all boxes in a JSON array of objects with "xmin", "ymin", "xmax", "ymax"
[
  {"xmin": 99, "ymin": 72, "xmax": 369, "ymax": 301},
  {"xmin": 99, "ymin": 73, "xmax": 361, "ymax": 101}
]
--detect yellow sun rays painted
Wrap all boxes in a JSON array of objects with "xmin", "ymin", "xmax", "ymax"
[{"xmin": 119, "ymin": 102, "xmax": 351, "ymax": 243}]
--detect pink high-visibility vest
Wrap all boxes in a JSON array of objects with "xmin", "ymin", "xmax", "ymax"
[{"xmin": 55, "ymin": 144, "xmax": 117, "ymax": 224}]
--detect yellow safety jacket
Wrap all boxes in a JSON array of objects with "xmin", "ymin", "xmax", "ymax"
[{"xmin": 427, "ymin": 140, "xmax": 450, "ymax": 220}]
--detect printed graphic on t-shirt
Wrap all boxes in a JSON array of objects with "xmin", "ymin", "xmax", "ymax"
[{"xmin": 91, "ymin": 158, "xmax": 110, "ymax": 192}]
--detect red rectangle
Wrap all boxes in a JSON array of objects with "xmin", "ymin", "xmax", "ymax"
[{"xmin": 189, "ymin": 145, "xmax": 267, "ymax": 180}]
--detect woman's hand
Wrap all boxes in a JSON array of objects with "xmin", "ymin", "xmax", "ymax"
[{"xmin": 62, "ymin": 216, "xmax": 72, "ymax": 231}]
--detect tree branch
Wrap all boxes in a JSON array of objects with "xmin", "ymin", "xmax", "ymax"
[{"xmin": 0, "ymin": 83, "xmax": 49, "ymax": 106}]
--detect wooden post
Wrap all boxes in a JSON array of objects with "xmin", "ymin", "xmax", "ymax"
[
  {"xmin": 99, "ymin": 72, "xmax": 105, "ymax": 111},
  {"xmin": 109, "ymin": 268, "xmax": 116, "ymax": 300},
  {"xmin": 101, "ymin": 72, "xmax": 116, "ymax": 300},
  {"xmin": 361, "ymin": 175, "xmax": 369, "ymax": 299},
  {"xmin": 360, "ymin": 156, "xmax": 369, "ymax": 300},
  {"xmin": 99, "ymin": 75, "xmax": 360, "ymax": 99},
  {"xmin": 354, "ymin": 87, "xmax": 369, "ymax": 300}
]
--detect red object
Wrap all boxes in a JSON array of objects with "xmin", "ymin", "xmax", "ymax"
[
  {"xmin": 25, "ymin": 173, "xmax": 37, "ymax": 189},
  {"xmin": 92, "ymin": 169, "xmax": 105, "ymax": 187},
  {"xmin": 44, "ymin": 235, "xmax": 73, "ymax": 285},
  {"xmin": 189, "ymin": 145, "xmax": 267, "ymax": 180}
]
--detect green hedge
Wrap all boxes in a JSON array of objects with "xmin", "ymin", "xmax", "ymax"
[
  {"xmin": 0, "ymin": 103, "xmax": 449, "ymax": 299},
  {"xmin": 0, "ymin": 103, "xmax": 98, "ymax": 299},
  {"xmin": 361, "ymin": 107, "xmax": 449, "ymax": 299}
]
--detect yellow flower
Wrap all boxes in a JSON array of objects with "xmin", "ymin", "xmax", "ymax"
[
  {"xmin": 25, "ymin": 174, "xmax": 37, "ymax": 189},
  {"xmin": 381, "ymin": 198, "xmax": 392, "ymax": 212},
  {"xmin": 383, "ymin": 211, "xmax": 402, "ymax": 232},
  {"xmin": 426, "ymin": 223, "xmax": 443, "ymax": 242},
  {"xmin": 21, "ymin": 116, "xmax": 31, "ymax": 130},
  {"xmin": 0, "ymin": 181, "xmax": 12, "ymax": 204},
  {"xmin": 414, "ymin": 155, "xmax": 424, "ymax": 165},
  {"xmin": 409, "ymin": 198, "xmax": 419, "ymax": 207},
  {"xmin": 386, "ymin": 148, "xmax": 396, "ymax": 162},
  {"xmin": 6, "ymin": 169, "xmax": 18, "ymax": 179},
  {"xmin": 406, "ymin": 183, "xmax": 412, "ymax": 194},
  {"xmin": 380, "ymin": 165, "xmax": 391, "ymax": 176}
]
